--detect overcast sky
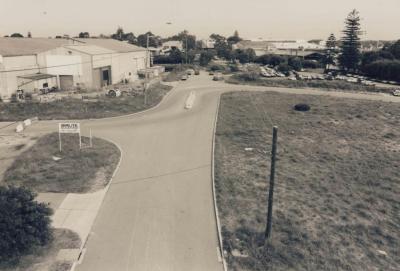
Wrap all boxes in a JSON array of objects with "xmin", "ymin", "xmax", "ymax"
[{"xmin": 0, "ymin": 0, "xmax": 399, "ymax": 40}]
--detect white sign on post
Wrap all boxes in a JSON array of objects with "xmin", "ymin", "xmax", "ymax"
[
  {"xmin": 58, "ymin": 123, "xmax": 81, "ymax": 152},
  {"xmin": 59, "ymin": 123, "xmax": 80, "ymax": 133}
]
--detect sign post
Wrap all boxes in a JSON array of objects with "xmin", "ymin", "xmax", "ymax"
[{"xmin": 58, "ymin": 123, "xmax": 81, "ymax": 152}]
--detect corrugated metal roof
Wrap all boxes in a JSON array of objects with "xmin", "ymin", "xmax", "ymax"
[
  {"xmin": 64, "ymin": 44, "xmax": 115, "ymax": 55},
  {"xmin": 75, "ymin": 38, "xmax": 146, "ymax": 53},
  {"xmin": 0, "ymin": 38, "xmax": 145, "ymax": 57},
  {"xmin": 0, "ymin": 38, "xmax": 69, "ymax": 56}
]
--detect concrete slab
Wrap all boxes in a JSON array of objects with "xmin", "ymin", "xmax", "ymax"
[
  {"xmin": 37, "ymin": 192, "xmax": 67, "ymax": 210},
  {"xmin": 57, "ymin": 249, "xmax": 81, "ymax": 262}
]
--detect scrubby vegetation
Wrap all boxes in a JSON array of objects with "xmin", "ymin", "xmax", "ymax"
[
  {"xmin": 0, "ymin": 83, "xmax": 172, "ymax": 121},
  {"xmin": 3, "ymin": 133, "xmax": 120, "ymax": 193},
  {"xmin": 215, "ymin": 91, "xmax": 400, "ymax": 271}
]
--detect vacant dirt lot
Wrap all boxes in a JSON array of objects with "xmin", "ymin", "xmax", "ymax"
[{"xmin": 215, "ymin": 91, "xmax": 400, "ymax": 271}]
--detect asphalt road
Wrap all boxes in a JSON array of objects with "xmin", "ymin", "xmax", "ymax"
[
  {"xmin": 1, "ymin": 73, "xmax": 399, "ymax": 271},
  {"xmin": 75, "ymin": 74, "xmax": 225, "ymax": 271}
]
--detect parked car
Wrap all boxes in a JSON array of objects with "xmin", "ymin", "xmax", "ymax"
[
  {"xmin": 194, "ymin": 69, "xmax": 200, "ymax": 75},
  {"xmin": 209, "ymin": 71, "xmax": 215, "ymax": 75},
  {"xmin": 392, "ymin": 89, "xmax": 400, "ymax": 96},
  {"xmin": 187, "ymin": 69, "xmax": 195, "ymax": 75},
  {"xmin": 213, "ymin": 73, "xmax": 224, "ymax": 81},
  {"xmin": 181, "ymin": 74, "xmax": 189, "ymax": 81}
]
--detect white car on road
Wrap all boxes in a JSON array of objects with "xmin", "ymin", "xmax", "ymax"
[{"xmin": 392, "ymin": 89, "xmax": 400, "ymax": 96}]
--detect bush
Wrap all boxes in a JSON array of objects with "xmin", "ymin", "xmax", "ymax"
[
  {"xmin": 302, "ymin": 60, "xmax": 321, "ymax": 69},
  {"xmin": 228, "ymin": 64, "xmax": 240, "ymax": 72},
  {"xmin": 277, "ymin": 63, "xmax": 291, "ymax": 74},
  {"xmin": 294, "ymin": 103, "xmax": 311, "ymax": 111},
  {"xmin": 236, "ymin": 72, "xmax": 260, "ymax": 81},
  {"xmin": 0, "ymin": 186, "xmax": 52, "ymax": 265},
  {"xmin": 288, "ymin": 57, "xmax": 303, "ymax": 71},
  {"xmin": 209, "ymin": 64, "xmax": 225, "ymax": 71}
]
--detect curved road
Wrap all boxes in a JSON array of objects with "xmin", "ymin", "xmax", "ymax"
[{"xmin": 1, "ymin": 73, "xmax": 399, "ymax": 271}]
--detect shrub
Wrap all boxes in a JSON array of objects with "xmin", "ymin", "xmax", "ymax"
[
  {"xmin": 302, "ymin": 60, "xmax": 321, "ymax": 69},
  {"xmin": 209, "ymin": 64, "xmax": 225, "ymax": 71},
  {"xmin": 277, "ymin": 63, "xmax": 291, "ymax": 73},
  {"xmin": 294, "ymin": 104, "xmax": 311, "ymax": 111},
  {"xmin": 288, "ymin": 57, "xmax": 303, "ymax": 71},
  {"xmin": 236, "ymin": 71, "xmax": 260, "ymax": 81},
  {"xmin": 229, "ymin": 64, "xmax": 240, "ymax": 72},
  {"xmin": 0, "ymin": 186, "xmax": 52, "ymax": 265}
]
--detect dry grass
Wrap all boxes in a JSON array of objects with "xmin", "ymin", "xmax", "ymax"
[
  {"xmin": 215, "ymin": 91, "xmax": 400, "ymax": 271},
  {"xmin": 0, "ymin": 229, "xmax": 80, "ymax": 271},
  {"xmin": 3, "ymin": 133, "xmax": 120, "ymax": 193},
  {"xmin": 0, "ymin": 83, "xmax": 172, "ymax": 121}
]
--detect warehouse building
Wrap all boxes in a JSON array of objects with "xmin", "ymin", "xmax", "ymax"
[{"xmin": 0, "ymin": 38, "xmax": 149, "ymax": 99}]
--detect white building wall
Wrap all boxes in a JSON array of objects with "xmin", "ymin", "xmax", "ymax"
[
  {"xmin": 0, "ymin": 46, "xmax": 148, "ymax": 98},
  {"xmin": 39, "ymin": 47, "xmax": 93, "ymax": 89},
  {"xmin": 110, "ymin": 51, "xmax": 147, "ymax": 84},
  {"xmin": 0, "ymin": 55, "xmax": 39, "ymax": 98}
]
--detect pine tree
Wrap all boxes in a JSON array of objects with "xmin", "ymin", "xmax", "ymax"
[
  {"xmin": 339, "ymin": 10, "xmax": 362, "ymax": 72},
  {"xmin": 324, "ymin": 33, "xmax": 337, "ymax": 70}
]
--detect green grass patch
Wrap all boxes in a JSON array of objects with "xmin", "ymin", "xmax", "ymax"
[
  {"xmin": 215, "ymin": 91, "xmax": 400, "ymax": 271},
  {"xmin": 0, "ymin": 83, "xmax": 172, "ymax": 121},
  {"xmin": 227, "ymin": 74, "xmax": 392, "ymax": 94},
  {"xmin": 3, "ymin": 133, "xmax": 120, "ymax": 193}
]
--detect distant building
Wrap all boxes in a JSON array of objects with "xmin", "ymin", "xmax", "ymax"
[
  {"xmin": 200, "ymin": 39, "xmax": 216, "ymax": 49},
  {"xmin": 233, "ymin": 39, "xmax": 326, "ymax": 57},
  {"xmin": 160, "ymin": 40, "xmax": 183, "ymax": 55},
  {"xmin": 0, "ymin": 37, "xmax": 149, "ymax": 99}
]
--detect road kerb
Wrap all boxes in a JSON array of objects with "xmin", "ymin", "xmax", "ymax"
[
  {"xmin": 69, "ymin": 138, "xmax": 123, "ymax": 271},
  {"xmin": 211, "ymin": 94, "xmax": 228, "ymax": 271}
]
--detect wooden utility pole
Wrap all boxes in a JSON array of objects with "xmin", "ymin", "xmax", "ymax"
[{"xmin": 265, "ymin": 126, "xmax": 278, "ymax": 241}]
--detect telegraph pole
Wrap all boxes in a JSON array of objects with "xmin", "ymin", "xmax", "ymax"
[
  {"xmin": 265, "ymin": 126, "xmax": 278, "ymax": 241},
  {"xmin": 144, "ymin": 34, "xmax": 151, "ymax": 106}
]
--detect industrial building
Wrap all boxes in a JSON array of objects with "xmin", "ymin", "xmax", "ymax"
[{"xmin": 0, "ymin": 38, "xmax": 149, "ymax": 99}]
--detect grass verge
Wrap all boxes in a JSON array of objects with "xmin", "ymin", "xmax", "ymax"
[
  {"xmin": 3, "ymin": 133, "xmax": 120, "ymax": 193},
  {"xmin": 0, "ymin": 83, "xmax": 172, "ymax": 121},
  {"xmin": 226, "ymin": 74, "xmax": 392, "ymax": 94},
  {"xmin": 215, "ymin": 91, "xmax": 400, "ymax": 271}
]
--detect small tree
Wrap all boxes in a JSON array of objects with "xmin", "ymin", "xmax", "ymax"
[
  {"xmin": 27, "ymin": 31, "xmax": 32, "ymax": 38},
  {"xmin": 78, "ymin": 32, "xmax": 90, "ymax": 38},
  {"xmin": 0, "ymin": 186, "xmax": 52, "ymax": 264},
  {"xmin": 199, "ymin": 51, "xmax": 215, "ymax": 66},
  {"xmin": 111, "ymin": 27, "xmax": 125, "ymax": 41},
  {"xmin": 339, "ymin": 10, "xmax": 363, "ymax": 72},
  {"xmin": 227, "ymin": 30, "xmax": 242, "ymax": 44}
]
